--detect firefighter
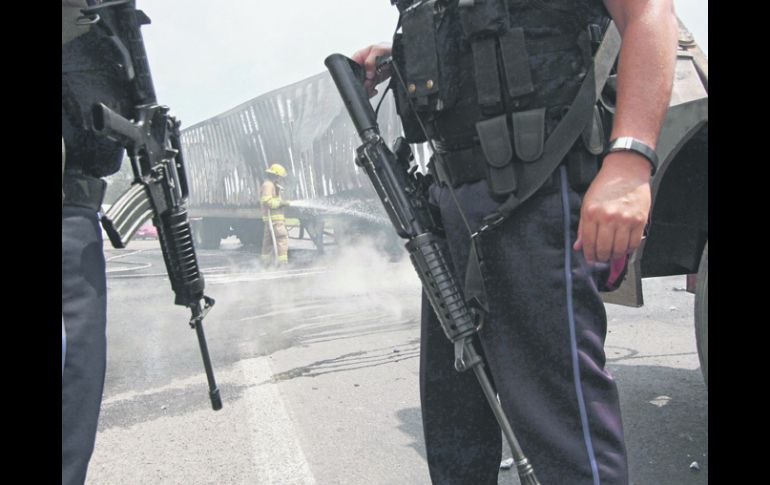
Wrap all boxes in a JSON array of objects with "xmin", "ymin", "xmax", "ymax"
[{"xmin": 260, "ymin": 163, "xmax": 291, "ymax": 265}]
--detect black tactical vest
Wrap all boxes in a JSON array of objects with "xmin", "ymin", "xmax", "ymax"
[
  {"xmin": 391, "ymin": 0, "xmax": 611, "ymax": 144},
  {"xmin": 62, "ymin": 29, "xmax": 133, "ymax": 178}
]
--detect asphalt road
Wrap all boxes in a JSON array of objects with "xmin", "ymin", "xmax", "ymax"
[{"xmin": 85, "ymin": 236, "xmax": 708, "ymax": 485}]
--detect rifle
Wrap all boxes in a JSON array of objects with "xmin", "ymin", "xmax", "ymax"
[
  {"xmin": 78, "ymin": 0, "xmax": 222, "ymax": 411},
  {"xmin": 325, "ymin": 53, "xmax": 539, "ymax": 484}
]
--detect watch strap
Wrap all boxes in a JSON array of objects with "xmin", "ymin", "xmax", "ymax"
[{"xmin": 606, "ymin": 136, "xmax": 659, "ymax": 174}]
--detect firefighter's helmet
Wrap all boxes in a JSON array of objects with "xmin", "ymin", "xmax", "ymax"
[{"xmin": 266, "ymin": 163, "xmax": 288, "ymax": 178}]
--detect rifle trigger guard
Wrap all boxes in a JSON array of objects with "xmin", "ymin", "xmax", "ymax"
[{"xmin": 76, "ymin": 13, "xmax": 100, "ymax": 25}]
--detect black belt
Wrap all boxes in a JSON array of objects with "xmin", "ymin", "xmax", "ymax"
[
  {"xmin": 432, "ymin": 143, "xmax": 559, "ymax": 192},
  {"xmin": 433, "ymin": 144, "xmax": 488, "ymax": 187},
  {"xmin": 62, "ymin": 172, "xmax": 107, "ymax": 212}
]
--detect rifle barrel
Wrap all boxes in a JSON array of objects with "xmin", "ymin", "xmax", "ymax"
[{"xmin": 192, "ymin": 307, "xmax": 222, "ymax": 411}]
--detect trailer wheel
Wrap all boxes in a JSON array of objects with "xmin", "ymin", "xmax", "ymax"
[
  {"xmin": 694, "ymin": 240, "xmax": 708, "ymax": 386},
  {"xmin": 234, "ymin": 221, "xmax": 261, "ymax": 249},
  {"xmin": 194, "ymin": 220, "xmax": 222, "ymax": 250}
]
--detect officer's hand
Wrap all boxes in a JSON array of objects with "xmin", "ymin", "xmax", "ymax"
[
  {"xmin": 351, "ymin": 43, "xmax": 393, "ymax": 98},
  {"xmin": 281, "ymin": 200, "xmax": 291, "ymax": 207},
  {"xmin": 573, "ymin": 151, "xmax": 652, "ymax": 263}
]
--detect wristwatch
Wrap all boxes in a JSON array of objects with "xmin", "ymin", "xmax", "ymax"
[{"xmin": 606, "ymin": 137, "xmax": 659, "ymax": 175}]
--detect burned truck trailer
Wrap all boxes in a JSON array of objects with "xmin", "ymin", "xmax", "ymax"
[{"xmin": 180, "ymin": 72, "xmax": 419, "ymax": 252}]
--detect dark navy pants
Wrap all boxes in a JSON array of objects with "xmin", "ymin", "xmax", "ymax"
[
  {"xmin": 420, "ymin": 167, "xmax": 628, "ymax": 485},
  {"xmin": 62, "ymin": 205, "xmax": 107, "ymax": 485}
]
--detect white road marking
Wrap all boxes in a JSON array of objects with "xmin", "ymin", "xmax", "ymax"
[
  {"xmin": 90, "ymin": 357, "xmax": 316, "ymax": 484},
  {"xmin": 239, "ymin": 357, "xmax": 317, "ymax": 484},
  {"xmin": 106, "ymin": 249, "xmax": 143, "ymax": 262},
  {"xmin": 105, "ymin": 263, "xmax": 154, "ymax": 274},
  {"xmin": 206, "ymin": 268, "xmax": 331, "ymax": 285},
  {"xmin": 106, "ymin": 249, "xmax": 153, "ymax": 274},
  {"xmin": 649, "ymin": 395, "xmax": 672, "ymax": 408},
  {"xmin": 239, "ymin": 303, "xmax": 330, "ymax": 322}
]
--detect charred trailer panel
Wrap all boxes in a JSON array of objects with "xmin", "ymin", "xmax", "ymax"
[{"xmin": 179, "ymin": 72, "xmax": 422, "ymax": 251}]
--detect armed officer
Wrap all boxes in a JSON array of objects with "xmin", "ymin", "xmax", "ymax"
[
  {"xmin": 260, "ymin": 163, "xmax": 291, "ymax": 265},
  {"xmin": 62, "ymin": 0, "xmax": 133, "ymax": 483},
  {"xmin": 353, "ymin": 0, "xmax": 677, "ymax": 483}
]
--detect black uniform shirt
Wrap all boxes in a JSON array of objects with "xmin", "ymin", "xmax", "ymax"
[{"xmin": 393, "ymin": 0, "xmax": 611, "ymax": 143}]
